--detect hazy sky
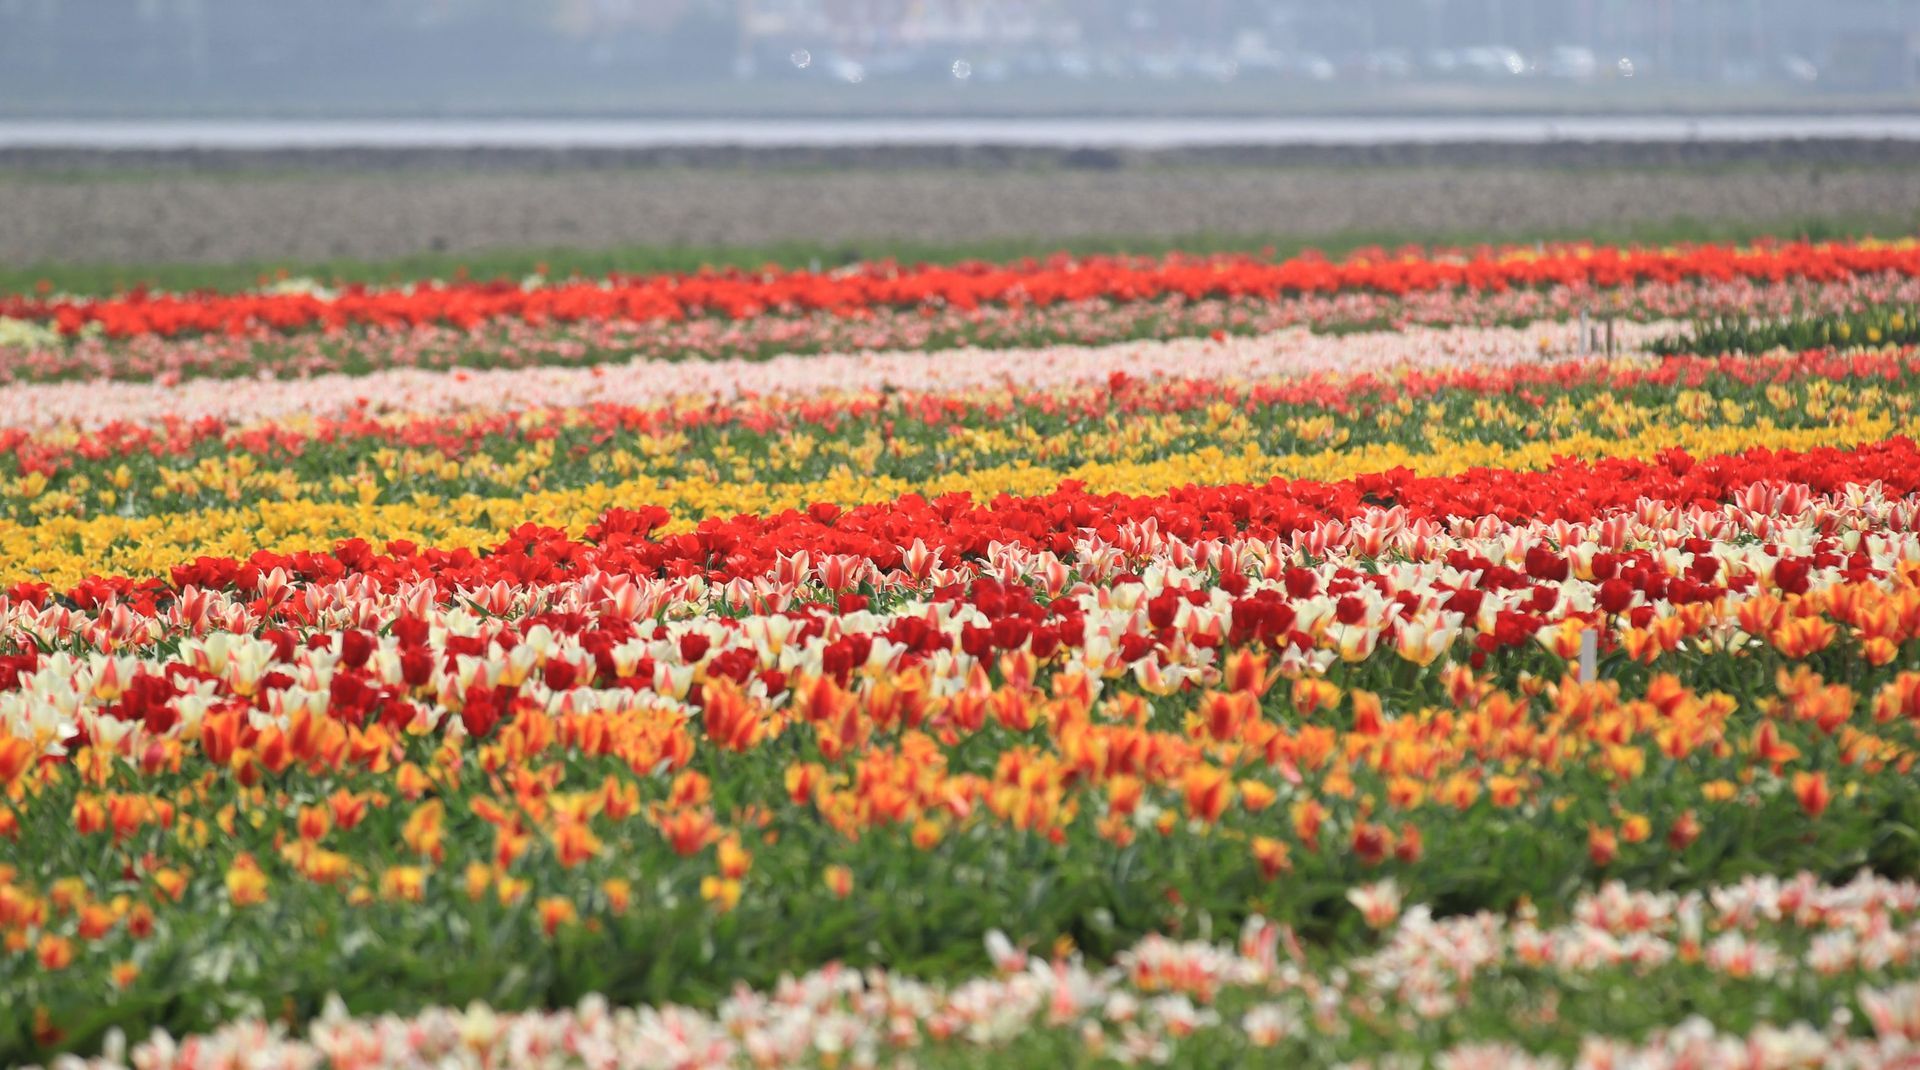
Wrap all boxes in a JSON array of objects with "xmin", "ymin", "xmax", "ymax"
[{"xmin": 1, "ymin": 0, "xmax": 1913, "ymax": 116}]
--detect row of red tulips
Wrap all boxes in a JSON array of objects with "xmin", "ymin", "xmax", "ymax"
[{"xmin": 6, "ymin": 240, "xmax": 1916, "ymax": 339}]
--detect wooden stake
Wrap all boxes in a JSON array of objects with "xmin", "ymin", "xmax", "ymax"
[{"xmin": 1579, "ymin": 629, "xmax": 1598, "ymax": 684}]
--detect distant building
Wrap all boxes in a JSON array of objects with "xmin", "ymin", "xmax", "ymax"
[{"xmin": 738, "ymin": 0, "xmax": 1077, "ymax": 48}]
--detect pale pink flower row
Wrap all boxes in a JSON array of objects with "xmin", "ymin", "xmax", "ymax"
[
  {"xmin": 33, "ymin": 872, "xmax": 1920, "ymax": 1070},
  {"xmin": 0, "ymin": 321, "xmax": 1671, "ymax": 433}
]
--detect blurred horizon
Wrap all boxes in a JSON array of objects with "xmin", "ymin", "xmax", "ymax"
[{"xmin": 3, "ymin": 0, "xmax": 1918, "ymax": 119}]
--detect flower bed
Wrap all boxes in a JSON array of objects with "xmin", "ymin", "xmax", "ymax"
[
  {"xmin": 8, "ymin": 239, "xmax": 1916, "ymax": 341},
  {"xmin": 6, "ymin": 239, "xmax": 1920, "ymax": 1066}
]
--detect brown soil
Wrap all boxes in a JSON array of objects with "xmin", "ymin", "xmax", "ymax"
[{"xmin": 4, "ymin": 142, "xmax": 1918, "ymax": 265}]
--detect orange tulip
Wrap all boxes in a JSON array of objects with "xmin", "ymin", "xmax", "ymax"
[
  {"xmin": 1291, "ymin": 799, "xmax": 1326, "ymax": 850},
  {"xmin": 656, "ymin": 807, "xmax": 718, "ymax": 857},
  {"xmin": 1251, "ymin": 836, "xmax": 1291, "ymax": 880},
  {"xmin": 1792, "ymin": 771, "xmax": 1831, "ymax": 818},
  {"xmin": 717, "ymin": 836, "xmax": 753, "ymax": 880},
  {"xmin": 1181, "ymin": 765, "xmax": 1233, "ymax": 824},
  {"xmin": 1221, "ymin": 648, "xmax": 1276, "ymax": 697},
  {"xmin": 601, "ymin": 878, "xmax": 633, "ymax": 915},
  {"xmin": 0, "ymin": 736, "xmax": 35, "ymax": 787},
  {"xmin": 701, "ymin": 678, "xmax": 765, "ymax": 753},
  {"xmin": 1669, "ymin": 810, "xmax": 1702, "ymax": 850},
  {"xmin": 537, "ymin": 896, "xmax": 577, "ymax": 936},
  {"xmin": 225, "ymin": 854, "xmax": 269, "ymax": 907},
  {"xmin": 553, "ymin": 822, "xmax": 602, "ymax": 869},
  {"xmin": 36, "ymin": 933, "xmax": 74, "ymax": 971},
  {"xmin": 700, "ymin": 876, "xmax": 742, "ymax": 913},
  {"xmin": 296, "ymin": 805, "xmax": 331, "ymax": 842},
  {"xmin": 1198, "ymin": 689, "xmax": 1258, "ymax": 743},
  {"xmin": 327, "ymin": 789, "xmax": 370, "ymax": 831},
  {"xmin": 76, "ymin": 903, "xmax": 117, "ymax": 940},
  {"xmin": 379, "ymin": 866, "xmax": 427, "ymax": 903},
  {"xmin": 1238, "ymin": 780, "xmax": 1278, "ymax": 813},
  {"xmin": 1587, "ymin": 824, "xmax": 1618, "ymax": 868},
  {"xmin": 71, "ymin": 795, "xmax": 107, "ymax": 838},
  {"xmin": 1351, "ymin": 822, "xmax": 1393, "ymax": 866}
]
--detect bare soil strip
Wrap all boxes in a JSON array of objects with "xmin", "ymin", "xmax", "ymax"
[{"xmin": 5, "ymin": 141, "xmax": 1918, "ymax": 266}]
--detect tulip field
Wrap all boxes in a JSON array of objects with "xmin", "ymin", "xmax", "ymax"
[{"xmin": 11, "ymin": 238, "xmax": 1920, "ymax": 1068}]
